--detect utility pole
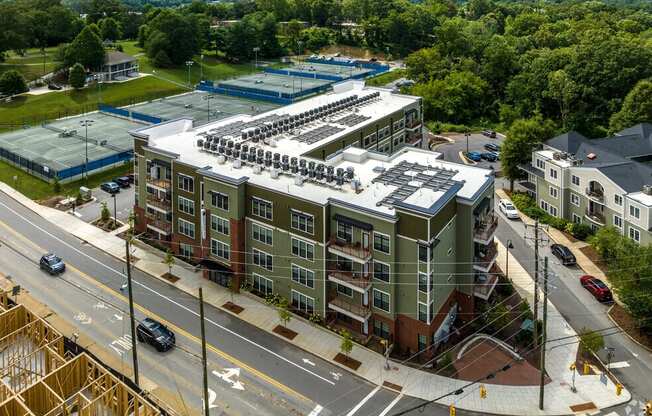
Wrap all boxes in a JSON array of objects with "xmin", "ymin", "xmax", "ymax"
[
  {"xmin": 539, "ymin": 256, "xmax": 549, "ymax": 410},
  {"xmin": 524, "ymin": 219, "xmax": 548, "ymax": 349},
  {"xmin": 199, "ymin": 287, "xmax": 209, "ymax": 416},
  {"xmin": 125, "ymin": 214, "xmax": 139, "ymax": 387}
]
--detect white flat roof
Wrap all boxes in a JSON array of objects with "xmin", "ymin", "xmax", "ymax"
[{"xmin": 628, "ymin": 192, "xmax": 652, "ymax": 207}]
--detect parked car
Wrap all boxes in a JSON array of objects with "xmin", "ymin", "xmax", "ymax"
[
  {"xmin": 126, "ymin": 173, "xmax": 135, "ymax": 183},
  {"xmin": 482, "ymin": 130, "xmax": 497, "ymax": 138},
  {"xmin": 498, "ymin": 199, "xmax": 520, "ymax": 219},
  {"xmin": 551, "ymin": 244, "xmax": 576, "ymax": 265},
  {"xmin": 481, "ymin": 152, "xmax": 498, "ymax": 162},
  {"xmin": 113, "ymin": 176, "xmax": 131, "ymax": 188},
  {"xmin": 490, "ymin": 151, "xmax": 500, "ymax": 160},
  {"xmin": 40, "ymin": 253, "xmax": 65, "ymax": 275},
  {"xmin": 466, "ymin": 151, "xmax": 482, "ymax": 162},
  {"xmin": 580, "ymin": 275, "xmax": 613, "ymax": 302},
  {"xmin": 136, "ymin": 318, "xmax": 176, "ymax": 352},
  {"xmin": 484, "ymin": 143, "xmax": 501, "ymax": 152},
  {"xmin": 100, "ymin": 182, "xmax": 120, "ymax": 194},
  {"xmin": 48, "ymin": 83, "xmax": 62, "ymax": 91}
]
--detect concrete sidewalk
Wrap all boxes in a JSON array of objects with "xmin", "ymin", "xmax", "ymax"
[{"xmin": 0, "ymin": 182, "xmax": 630, "ymax": 415}]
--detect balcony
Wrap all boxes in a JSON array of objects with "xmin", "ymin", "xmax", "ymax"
[
  {"xmin": 327, "ymin": 263, "xmax": 372, "ymax": 293},
  {"xmin": 585, "ymin": 187, "xmax": 604, "ymax": 203},
  {"xmin": 147, "ymin": 175, "xmax": 171, "ymax": 190},
  {"xmin": 473, "ymin": 214, "xmax": 498, "ymax": 245},
  {"xmin": 474, "ymin": 242, "xmax": 499, "ymax": 272},
  {"xmin": 327, "ymin": 237, "xmax": 372, "ymax": 263},
  {"xmin": 146, "ymin": 194, "xmax": 172, "ymax": 212},
  {"xmin": 584, "ymin": 209, "xmax": 605, "ymax": 225},
  {"xmin": 328, "ymin": 295, "xmax": 371, "ymax": 322},
  {"xmin": 146, "ymin": 215, "xmax": 172, "ymax": 235},
  {"xmin": 406, "ymin": 119, "xmax": 421, "ymax": 129},
  {"xmin": 474, "ymin": 272, "xmax": 498, "ymax": 301}
]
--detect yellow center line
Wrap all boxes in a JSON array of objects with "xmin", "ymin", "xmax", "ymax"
[{"xmin": 0, "ymin": 218, "xmax": 312, "ymax": 403}]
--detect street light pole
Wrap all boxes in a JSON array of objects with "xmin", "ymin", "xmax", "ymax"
[
  {"xmin": 185, "ymin": 60, "xmax": 194, "ymax": 88},
  {"xmin": 200, "ymin": 54, "xmax": 204, "ymax": 81},
  {"xmin": 465, "ymin": 131, "xmax": 470, "ymax": 155},
  {"xmin": 112, "ymin": 193, "xmax": 117, "ymax": 228},
  {"xmin": 506, "ymin": 239, "xmax": 514, "ymax": 280},
  {"xmin": 253, "ymin": 47, "xmax": 260, "ymax": 72},
  {"xmin": 80, "ymin": 119, "xmax": 94, "ymax": 181}
]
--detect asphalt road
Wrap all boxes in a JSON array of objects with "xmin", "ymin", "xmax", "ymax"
[
  {"xmin": 433, "ymin": 132, "xmax": 504, "ymax": 171},
  {"xmin": 74, "ymin": 185, "xmax": 134, "ymax": 224}
]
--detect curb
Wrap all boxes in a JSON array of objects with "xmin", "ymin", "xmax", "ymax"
[
  {"xmin": 606, "ymin": 304, "xmax": 652, "ymax": 354},
  {"xmin": 459, "ymin": 151, "xmax": 477, "ymax": 165}
]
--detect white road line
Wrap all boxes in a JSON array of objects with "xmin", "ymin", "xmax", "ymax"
[
  {"xmin": 378, "ymin": 394, "xmax": 403, "ymax": 416},
  {"xmin": 0, "ymin": 199, "xmax": 335, "ymax": 386},
  {"xmin": 308, "ymin": 404, "xmax": 324, "ymax": 416},
  {"xmin": 345, "ymin": 386, "xmax": 381, "ymax": 416},
  {"xmin": 607, "ymin": 361, "xmax": 630, "ymax": 369}
]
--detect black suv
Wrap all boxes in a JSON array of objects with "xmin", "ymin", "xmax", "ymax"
[
  {"xmin": 484, "ymin": 143, "xmax": 501, "ymax": 152},
  {"xmin": 40, "ymin": 253, "xmax": 65, "ymax": 275},
  {"xmin": 551, "ymin": 244, "xmax": 576, "ymax": 266},
  {"xmin": 113, "ymin": 176, "xmax": 131, "ymax": 188},
  {"xmin": 137, "ymin": 318, "xmax": 175, "ymax": 352}
]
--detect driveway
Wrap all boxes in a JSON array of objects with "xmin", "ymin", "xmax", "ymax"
[
  {"xmin": 432, "ymin": 132, "xmax": 505, "ymax": 171},
  {"xmin": 73, "ymin": 185, "xmax": 134, "ymax": 224}
]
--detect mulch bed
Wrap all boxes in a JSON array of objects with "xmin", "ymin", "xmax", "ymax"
[
  {"xmin": 273, "ymin": 325, "xmax": 297, "ymax": 340},
  {"xmin": 333, "ymin": 353, "xmax": 361, "ymax": 371},
  {"xmin": 161, "ymin": 272, "xmax": 180, "ymax": 283},
  {"xmin": 578, "ymin": 246, "xmax": 610, "ymax": 274},
  {"xmin": 91, "ymin": 218, "xmax": 122, "ymax": 232},
  {"xmin": 382, "ymin": 381, "xmax": 402, "ymax": 392},
  {"xmin": 609, "ymin": 303, "xmax": 652, "ymax": 350},
  {"xmin": 222, "ymin": 301, "xmax": 244, "ymax": 314}
]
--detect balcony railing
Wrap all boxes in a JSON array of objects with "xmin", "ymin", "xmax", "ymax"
[
  {"xmin": 585, "ymin": 209, "xmax": 605, "ymax": 225},
  {"xmin": 146, "ymin": 194, "xmax": 172, "ymax": 211},
  {"xmin": 585, "ymin": 187, "xmax": 604, "ymax": 203},
  {"xmin": 146, "ymin": 215, "xmax": 172, "ymax": 234},
  {"xmin": 406, "ymin": 119, "xmax": 421, "ymax": 129},
  {"xmin": 147, "ymin": 176, "xmax": 171, "ymax": 189},
  {"xmin": 474, "ymin": 273, "xmax": 498, "ymax": 300},
  {"xmin": 327, "ymin": 237, "xmax": 372, "ymax": 263},
  {"xmin": 474, "ymin": 242, "xmax": 498, "ymax": 271},
  {"xmin": 328, "ymin": 294, "xmax": 371, "ymax": 321},
  {"xmin": 474, "ymin": 214, "xmax": 498, "ymax": 244},
  {"xmin": 327, "ymin": 262, "xmax": 372, "ymax": 291}
]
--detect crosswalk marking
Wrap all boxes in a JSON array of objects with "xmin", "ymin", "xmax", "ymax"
[
  {"xmin": 378, "ymin": 394, "xmax": 403, "ymax": 416},
  {"xmin": 607, "ymin": 361, "xmax": 630, "ymax": 369},
  {"xmin": 308, "ymin": 404, "xmax": 323, "ymax": 416},
  {"xmin": 346, "ymin": 386, "xmax": 381, "ymax": 416}
]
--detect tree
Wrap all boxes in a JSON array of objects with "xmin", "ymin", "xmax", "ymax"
[
  {"xmin": 340, "ymin": 329, "xmax": 353, "ymax": 358},
  {"xmin": 609, "ymin": 80, "xmax": 652, "ymax": 133},
  {"xmin": 137, "ymin": 24, "xmax": 149, "ymax": 47},
  {"xmin": 153, "ymin": 50, "xmax": 172, "ymax": 68},
  {"xmin": 544, "ymin": 70, "xmax": 578, "ymax": 130},
  {"xmin": 99, "ymin": 17, "xmax": 122, "ymax": 42},
  {"xmin": 277, "ymin": 298, "xmax": 292, "ymax": 327},
  {"xmin": 486, "ymin": 303, "xmax": 511, "ymax": 333},
  {"xmin": 52, "ymin": 176, "xmax": 61, "ymax": 194},
  {"xmin": 145, "ymin": 9, "xmax": 200, "ymax": 65},
  {"xmin": 578, "ymin": 327, "xmax": 604, "ymax": 355},
  {"xmin": 501, "ymin": 116, "xmax": 557, "ymax": 191},
  {"xmin": 68, "ymin": 63, "xmax": 86, "ymax": 90},
  {"xmin": 163, "ymin": 250, "xmax": 175, "ymax": 276},
  {"xmin": 0, "ymin": 70, "xmax": 28, "ymax": 96},
  {"xmin": 100, "ymin": 201, "xmax": 110, "ymax": 222},
  {"xmin": 64, "ymin": 25, "xmax": 105, "ymax": 71}
]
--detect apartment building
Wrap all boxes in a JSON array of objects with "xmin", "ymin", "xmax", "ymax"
[
  {"xmin": 130, "ymin": 83, "xmax": 496, "ymax": 355},
  {"xmin": 521, "ymin": 123, "xmax": 652, "ymax": 245}
]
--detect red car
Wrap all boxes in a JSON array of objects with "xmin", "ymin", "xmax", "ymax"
[{"xmin": 580, "ymin": 275, "xmax": 613, "ymax": 302}]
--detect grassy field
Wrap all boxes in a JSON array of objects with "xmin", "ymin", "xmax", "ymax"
[
  {"xmin": 365, "ymin": 69, "xmax": 406, "ymax": 87},
  {"xmin": 0, "ymin": 47, "xmax": 60, "ymax": 81},
  {"xmin": 0, "ymin": 160, "xmax": 132, "ymax": 201}
]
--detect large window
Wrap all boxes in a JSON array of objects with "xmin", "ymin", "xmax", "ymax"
[
  {"xmin": 373, "ymin": 320, "xmax": 390, "ymax": 339},
  {"xmin": 571, "ymin": 175, "xmax": 580, "ymax": 186},
  {"xmin": 418, "ymin": 303, "xmax": 427, "ymax": 323},
  {"xmin": 373, "ymin": 289, "xmax": 390, "ymax": 312},
  {"xmin": 252, "ymin": 197, "xmax": 273, "ymax": 220},
  {"xmin": 178, "ymin": 196, "xmax": 195, "ymax": 215},
  {"xmin": 211, "ymin": 192, "xmax": 229, "ymax": 211},
  {"xmin": 373, "ymin": 232, "xmax": 390, "ymax": 254},
  {"xmin": 614, "ymin": 195, "xmax": 623, "ymax": 206},
  {"xmin": 549, "ymin": 168, "xmax": 558, "ymax": 179},
  {"xmin": 178, "ymin": 174, "xmax": 194, "ymax": 192},
  {"xmin": 291, "ymin": 264, "xmax": 314, "ymax": 289},
  {"xmin": 418, "ymin": 244, "xmax": 428, "ymax": 262},
  {"xmin": 418, "ymin": 272, "xmax": 428, "ymax": 293},
  {"xmin": 630, "ymin": 205, "xmax": 641, "ymax": 219},
  {"xmin": 211, "ymin": 215, "xmax": 229, "ymax": 235},
  {"xmin": 252, "ymin": 273, "xmax": 273, "ymax": 295},
  {"xmin": 252, "ymin": 223, "xmax": 273, "ymax": 245},
  {"xmin": 253, "ymin": 248, "xmax": 273, "ymax": 270},
  {"xmin": 629, "ymin": 227, "xmax": 641, "ymax": 243},
  {"xmin": 374, "ymin": 261, "xmax": 390, "ymax": 282},
  {"xmin": 210, "ymin": 239, "xmax": 230, "ymax": 260},
  {"xmin": 179, "ymin": 243, "xmax": 192, "ymax": 259},
  {"xmin": 614, "ymin": 215, "xmax": 623, "ymax": 229},
  {"xmin": 178, "ymin": 218, "xmax": 195, "ymax": 239},
  {"xmin": 291, "ymin": 211, "xmax": 314, "ymax": 234},
  {"xmin": 549, "ymin": 186, "xmax": 558, "ymax": 199},
  {"xmin": 337, "ymin": 284, "xmax": 353, "ymax": 297},
  {"xmin": 291, "ymin": 290, "xmax": 314, "ymax": 315},
  {"xmin": 337, "ymin": 222, "xmax": 352, "ymax": 242},
  {"xmin": 570, "ymin": 193, "xmax": 580, "ymax": 207},
  {"xmin": 291, "ymin": 238, "xmax": 314, "ymax": 261}
]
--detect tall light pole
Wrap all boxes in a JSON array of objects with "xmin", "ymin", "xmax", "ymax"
[
  {"xmin": 253, "ymin": 47, "xmax": 260, "ymax": 72},
  {"xmin": 200, "ymin": 54, "xmax": 204, "ymax": 81},
  {"xmin": 111, "ymin": 193, "xmax": 117, "ymax": 228},
  {"xmin": 203, "ymin": 94, "xmax": 216, "ymax": 122},
  {"xmin": 465, "ymin": 130, "xmax": 470, "ymax": 155},
  {"xmin": 79, "ymin": 119, "xmax": 94, "ymax": 181},
  {"xmin": 185, "ymin": 60, "xmax": 194, "ymax": 88},
  {"xmin": 506, "ymin": 239, "xmax": 514, "ymax": 280},
  {"xmin": 93, "ymin": 74, "xmax": 103, "ymax": 103}
]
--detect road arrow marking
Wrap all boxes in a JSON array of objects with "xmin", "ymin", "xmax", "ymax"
[
  {"xmin": 302, "ymin": 358, "xmax": 316, "ymax": 366},
  {"xmin": 202, "ymin": 388, "xmax": 219, "ymax": 409},
  {"xmin": 73, "ymin": 312, "xmax": 92, "ymax": 325},
  {"xmin": 212, "ymin": 368, "xmax": 245, "ymax": 390},
  {"xmin": 330, "ymin": 371, "xmax": 342, "ymax": 381},
  {"xmin": 113, "ymin": 314, "xmax": 123, "ymax": 321}
]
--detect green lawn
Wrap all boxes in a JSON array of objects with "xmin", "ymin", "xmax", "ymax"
[
  {"xmin": 0, "ymin": 76, "xmax": 186, "ymax": 127},
  {"xmin": 1, "ymin": 47, "xmax": 60, "ymax": 81},
  {"xmin": 0, "ymin": 63, "xmax": 56, "ymax": 81},
  {"xmin": 0, "ymin": 160, "xmax": 132, "ymax": 201},
  {"xmin": 365, "ymin": 69, "xmax": 406, "ymax": 87}
]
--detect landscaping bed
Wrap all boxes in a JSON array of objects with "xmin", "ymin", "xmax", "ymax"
[
  {"xmin": 91, "ymin": 217, "xmax": 122, "ymax": 232},
  {"xmin": 222, "ymin": 301, "xmax": 244, "ymax": 314},
  {"xmin": 578, "ymin": 245, "xmax": 610, "ymax": 274},
  {"xmin": 273, "ymin": 325, "xmax": 297, "ymax": 340},
  {"xmin": 609, "ymin": 303, "xmax": 652, "ymax": 350},
  {"xmin": 333, "ymin": 353, "xmax": 361, "ymax": 371},
  {"xmin": 160, "ymin": 272, "xmax": 180, "ymax": 284}
]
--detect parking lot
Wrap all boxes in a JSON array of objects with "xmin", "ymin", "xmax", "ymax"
[
  {"xmin": 73, "ymin": 183, "xmax": 134, "ymax": 224},
  {"xmin": 432, "ymin": 132, "xmax": 505, "ymax": 170}
]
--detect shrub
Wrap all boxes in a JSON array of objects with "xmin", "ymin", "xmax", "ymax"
[
  {"xmin": 0, "ymin": 70, "xmax": 28, "ymax": 95},
  {"xmin": 438, "ymin": 351, "xmax": 453, "ymax": 370},
  {"xmin": 100, "ymin": 201, "xmax": 110, "ymax": 222},
  {"xmin": 68, "ymin": 63, "xmax": 86, "ymax": 90},
  {"xmin": 565, "ymin": 223, "xmax": 593, "ymax": 240},
  {"xmin": 619, "ymin": 286, "xmax": 652, "ymax": 335},
  {"xmin": 579, "ymin": 327, "xmax": 605, "ymax": 354}
]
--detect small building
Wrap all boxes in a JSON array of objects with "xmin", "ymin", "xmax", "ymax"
[{"xmin": 97, "ymin": 51, "xmax": 139, "ymax": 81}]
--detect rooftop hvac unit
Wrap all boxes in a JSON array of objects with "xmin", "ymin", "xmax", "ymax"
[
  {"xmin": 253, "ymin": 165, "xmax": 262, "ymax": 174},
  {"xmin": 241, "ymin": 144, "xmax": 249, "ymax": 153},
  {"xmin": 273, "ymin": 161, "xmax": 280, "ymax": 169},
  {"xmin": 217, "ymin": 155, "xmax": 226, "ymax": 164},
  {"xmin": 248, "ymin": 153, "xmax": 256, "ymax": 163},
  {"xmin": 233, "ymin": 159, "xmax": 242, "ymax": 169},
  {"xmin": 233, "ymin": 149, "xmax": 240, "ymax": 159},
  {"xmin": 197, "ymin": 139, "xmax": 204, "ymax": 147},
  {"xmin": 282, "ymin": 161, "xmax": 289, "ymax": 171},
  {"xmin": 218, "ymin": 146, "xmax": 225, "ymax": 154},
  {"xmin": 265, "ymin": 151, "xmax": 272, "ymax": 159},
  {"xmin": 241, "ymin": 151, "xmax": 248, "ymax": 162},
  {"xmin": 257, "ymin": 149, "xmax": 264, "ymax": 157},
  {"xmin": 235, "ymin": 142, "xmax": 242, "ymax": 150},
  {"xmin": 291, "ymin": 164, "xmax": 298, "ymax": 174},
  {"xmin": 336, "ymin": 176, "xmax": 344, "ymax": 186},
  {"xmin": 204, "ymin": 141, "xmax": 211, "ymax": 150},
  {"xmin": 346, "ymin": 166, "xmax": 355, "ymax": 179},
  {"xmin": 274, "ymin": 153, "xmax": 281, "ymax": 161},
  {"xmin": 270, "ymin": 168, "xmax": 279, "ymax": 179},
  {"xmin": 553, "ymin": 152, "xmax": 561, "ymax": 160},
  {"xmin": 265, "ymin": 159, "xmax": 272, "ymax": 167},
  {"xmin": 300, "ymin": 166, "xmax": 308, "ymax": 176},
  {"xmin": 257, "ymin": 156, "xmax": 264, "ymax": 165},
  {"xmin": 308, "ymin": 161, "xmax": 316, "ymax": 170},
  {"xmin": 316, "ymin": 170, "xmax": 324, "ymax": 180},
  {"xmin": 350, "ymin": 179, "xmax": 361, "ymax": 192},
  {"xmin": 294, "ymin": 176, "xmax": 303, "ymax": 186},
  {"xmin": 227, "ymin": 140, "xmax": 234, "ymax": 148},
  {"xmin": 299, "ymin": 159, "xmax": 306, "ymax": 167},
  {"xmin": 336, "ymin": 168, "xmax": 344, "ymax": 177},
  {"xmin": 290, "ymin": 157, "xmax": 298, "ymax": 165},
  {"xmin": 326, "ymin": 171, "xmax": 334, "ymax": 182},
  {"xmin": 327, "ymin": 165, "xmax": 335, "ymax": 174},
  {"xmin": 225, "ymin": 148, "xmax": 233, "ymax": 157},
  {"xmin": 643, "ymin": 185, "xmax": 652, "ymax": 195}
]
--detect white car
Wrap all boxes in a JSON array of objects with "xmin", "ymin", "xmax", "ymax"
[{"xmin": 499, "ymin": 199, "xmax": 519, "ymax": 219}]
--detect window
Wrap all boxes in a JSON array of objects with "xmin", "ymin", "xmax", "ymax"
[
  {"xmin": 291, "ymin": 211, "xmax": 314, "ymax": 234},
  {"xmin": 337, "ymin": 284, "xmax": 353, "ymax": 297},
  {"xmin": 614, "ymin": 195, "xmax": 623, "ymax": 206},
  {"xmin": 570, "ymin": 193, "xmax": 580, "ymax": 207},
  {"xmin": 571, "ymin": 175, "xmax": 580, "ymax": 186},
  {"xmin": 291, "ymin": 264, "xmax": 314, "ymax": 288},
  {"xmin": 252, "ymin": 197, "xmax": 272, "ymax": 220},
  {"xmin": 540, "ymin": 200, "xmax": 549, "ymax": 211},
  {"xmin": 291, "ymin": 238, "xmax": 314, "ymax": 261},
  {"xmin": 178, "ymin": 174, "xmax": 194, "ymax": 192},
  {"xmin": 178, "ymin": 196, "xmax": 195, "ymax": 215},
  {"xmin": 373, "ymin": 232, "xmax": 390, "ymax": 254},
  {"xmin": 418, "ymin": 244, "xmax": 428, "ymax": 262},
  {"xmin": 614, "ymin": 215, "xmax": 623, "ymax": 229},
  {"xmin": 252, "ymin": 223, "xmax": 273, "ymax": 245},
  {"xmin": 549, "ymin": 206, "xmax": 558, "ymax": 216},
  {"xmin": 418, "ymin": 272, "xmax": 428, "ymax": 293},
  {"xmin": 210, "ymin": 239, "xmax": 230, "ymax": 260},
  {"xmin": 291, "ymin": 290, "xmax": 314, "ymax": 315},
  {"xmin": 572, "ymin": 214, "xmax": 582, "ymax": 224},
  {"xmin": 337, "ymin": 222, "xmax": 352, "ymax": 242},
  {"xmin": 374, "ymin": 261, "xmax": 390, "ymax": 282},
  {"xmin": 253, "ymin": 248, "xmax": 273, "ymax": 270},
  {"xmin": 549, "ymin": 168, "xmax": 558, "ymax": 179},
  {"xmin": 447, "ymin": 247, "xmax": 453, "ymax": 256},
  {"xmin": 178, "ymin": 218, "xmax": 195, "ymax": 239},
  {"xmin": 211, "ymin": 192, "xmax": 229, "ymax": 211},
  {"xmin": 373, "ymin": 289, "xmax": 390, "ymax": 312},
  {"xmin": 418, "ymin": 303, "xmax": 427, "ymax": 323},
  {"xmin": 536, "ymin": 159, "xmax": 545, "ymax": 169},
  {"xmin": 211, "ymin": 215, "xmax": 230, "ymax": 235},
  {"xmin": 629, "ymin": 227, "xmax": 640, "ymax": 243},
  {"xmin": 252, "ymin": 273, "xmax": 273, "ymax": 295},
  {"xmin": 418, "ymin": 334, "xmax": 427, "ymax": 351},
  {"xmin": 179, "ymin": 243, "xmax": 192, "ymax": 259},
  {"xmin": 373, "ymin": 320, "xmax": 390, "ymax": 339},
  {"xmin": 630, "ymin": 205, "xmax": 641, "ymax": 219},
  {"xmin": 549, "ymin": 186, "xmax": 558, "ymax": 199}
]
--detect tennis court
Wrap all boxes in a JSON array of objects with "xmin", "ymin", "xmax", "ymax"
[
  {"xmin": 218, "ymin": 73, "xmax": 331, "ymax": 98},
  {"xmin": 289, "ymin": 61, "xmax": 372, "ymax": 79}
]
